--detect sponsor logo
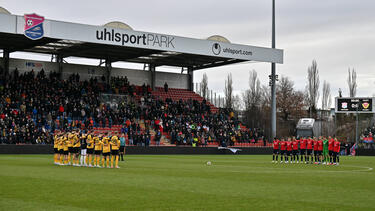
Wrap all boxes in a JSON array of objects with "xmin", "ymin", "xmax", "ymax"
[
  {"xmin": 223, "ymin": 47, "xmax": 252, "ymax": 56},
  {"xmin": 95, "ymin": 28, "xmax": 175, "ymax": 48},
  {"xmin": 211, "ymin": 43, "xmax": 253, "ymax": 57},
  {"xmin": 362, "ymin": 102, "xmax": 370, "ymax": 109},
  {"xmin": 341, "ymin": 102, "xmax": 347, "ymax": 109},
  {"xmin": 212, "ymin": 43, "xmax": 221, "ymax": 55},
  {"xmin": 24, "ymin": 14, "xmax": 45, "ymax": 40},
  {"xmin": 26, "ymin": 62, "xmax": 43, "ymax": 68}
]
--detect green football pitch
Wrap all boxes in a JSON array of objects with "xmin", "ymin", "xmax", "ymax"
[{"xmin": 0, "ymin": 154, "xmax": 374, "ymax": 210}]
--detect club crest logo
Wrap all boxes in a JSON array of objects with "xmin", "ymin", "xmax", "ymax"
[
  {"xmin": 24, "ymin": 14, "xmax": 45, "ymax": 40},
  {"xmin": 341, "ymin": 102, "xmax": 347, "ymax": 109},
  {"xmin": 362, "ymin": 102, "xmax": 370, "ymax": 109}
]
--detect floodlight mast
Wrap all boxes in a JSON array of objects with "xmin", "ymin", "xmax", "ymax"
[
  {"xmin": 356, "ymin": 104, "xmax": 359, "ymax": 146},
  {"xmin": 271, "ymin": 0, "xmax": 277, "ymax": 139}
]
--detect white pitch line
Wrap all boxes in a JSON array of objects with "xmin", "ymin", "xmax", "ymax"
[
  {"xmin": 219, "ymin": 163, "xmax": 374, "ymax": 174},
  {"xmin": 340, "ymin": 165, "xmax": 373, "ymax": 172}
]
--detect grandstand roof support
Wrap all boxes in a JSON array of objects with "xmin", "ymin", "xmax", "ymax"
[
  {"xmin": 187, "ymin": 67, "xmax": 194, "ymax": 91},
  {"xmin": 105, "ymin": 59, "xmax": 112, "ymax": 84},
  {"xmin": 149, "ymin": 64, "xmax": 156, "ymax": 90},
  {"xmin": 98, "ymin": 59, "xmax": 105, "ymax": 66},
  {"xmin": 2, "ymin": 48, "xmax": 9, "ymax": 76},
  {"xmin": 57, "ymin": 54, "xmax": 63, "ymax": 79}
]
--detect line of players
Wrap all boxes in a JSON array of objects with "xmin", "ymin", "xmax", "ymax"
[
  {"xmin": 272, "ymin": 136, "xmax": 341, "ymax": 165},
  {"xmin": 53, "ymin": 130, "xmax": 125, "ymax": 168}
]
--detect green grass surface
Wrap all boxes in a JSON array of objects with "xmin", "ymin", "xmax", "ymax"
[{"xmin": 0, "ymin": 155, "xmax": 374, "ymax": 210}]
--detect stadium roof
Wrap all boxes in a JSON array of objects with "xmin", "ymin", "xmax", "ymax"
[{"xmin": 0, "ymin": 9, "xmax": 283, "ymax": 70}]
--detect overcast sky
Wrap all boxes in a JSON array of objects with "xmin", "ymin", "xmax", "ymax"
[{"xmin": 2, "ymin": 0, "xmax": 375, "ymax": 107}]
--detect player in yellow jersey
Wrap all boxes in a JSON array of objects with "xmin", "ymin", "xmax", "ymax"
[
  {"xmin": 94, "ymin": 134, "xmax": 102, "ymax": 167},
  {"xmin": 53, "ymin": 133, "xmax": 59, "ymax": 165},
  {"xmin": 67, "ymin": 132, "xmax": 74, "ymax": 165},
  {"xmin": 72, "ymin": 131, "xmax": 81, "ymax": 166},
  {"xmin": 86, "ymin": 132, "xmax": 95, "ymax": 167},
  {"xmin": 63, "ymin": 134, "xmax": 70, "ymax": 165},
  {"xmin": 58, "ymin": 134, "xmax": 64, "ymax": 165},
  {"xmin": 110, "ymin": 132, "xmax": 121, "ymax": 168},
  {"xmin": 101, "ymin": 134, "xmax": 111, "ymax": 168},
  {"xmin": 56, "ymin": 135, "xmax": 62, "ymax": 165},
  {"xmin": 58, "ymin": 135, "xmax": 65, "ymax": 165}
]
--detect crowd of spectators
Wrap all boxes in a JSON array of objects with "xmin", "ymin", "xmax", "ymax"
[
  {"xmin": 0, "ymin": 69, "xmax": 143, "ymax": 144},
  {"xmin": 137, "ymin": 94, "xmax": 264, "ymax": 147},
  {"xmin": 360, "ymin": 124, "xmax": 375, "ymax": 149},
  {"xmin": 0, "ymin": 69, "xmax": 263, "ymax": 146}
]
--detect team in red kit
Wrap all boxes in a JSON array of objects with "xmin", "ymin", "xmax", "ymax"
[{"xmin": 272, "ymin": 136, "xmax": 341, "ymax": 165}]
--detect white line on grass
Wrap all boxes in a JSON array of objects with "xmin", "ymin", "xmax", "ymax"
[
  {"xmin": 217, "ymin": 163, "xmax": 374, "ymax": 174},
  {"xmin": 341, "ymin": 165, "xmax": 373, "ymax": 172}
]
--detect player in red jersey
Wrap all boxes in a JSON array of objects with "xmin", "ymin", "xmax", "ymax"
[
  {"xmin": 279, "ymin": 138, "xmax": 287, "ymax": 163},
  {"xmin": 317, "ymin": 137, "xmax": 324, "ymax": 164},
  {"xmin": 272, "ymin": 138, "xmax": 280, "ymax": 163},
  {"xmin": 333, "ymin": 138, "xmax": 341, "ymax": 165},
  {"xmin": 286, "ymin": 138, "xmax": 293, "ymax": 163},
  {"xmin": 292, "ymin": 137, "xmax": 299, "ymax": 163},
  {"xmin": 328, "ymin": 136, "xmax": 335, "ymax": 164},
  {"xmin": 313, "ymin": 137, "xmax": 319, "ymax": 164},
  {"xmin": 306, "ymin": 137, "xmax": 313, "ymax": 164},
  {"xmin": 299, "ymin": 137, "xmax": 307, "ymax": 163}
]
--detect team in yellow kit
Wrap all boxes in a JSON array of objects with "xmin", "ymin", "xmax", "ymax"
[{"xmin": 53, "ymin": 130, "xmax": 122, "ymax": 169}]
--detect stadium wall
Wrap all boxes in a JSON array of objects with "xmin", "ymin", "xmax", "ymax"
[
  {"xmin": 0, "ymin": 58, "xmax": 189, "ymax": 89},
  {"xmin": 0, "ymin": 145, "xmax": 273, "ymax": 155},
  {"xmin": 356, "ymin": 149, "xmax": 375, "ymax": 156}
]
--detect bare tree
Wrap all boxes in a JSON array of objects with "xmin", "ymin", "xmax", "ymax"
[
  {"xmin": 224, "ymin": 73, "xmax": 233, "ymax": 109},
  {"xmin": 321, "ymin": 80, "xmax": 332, "ymax": 136},
  {"xmin": 200, "ymin": 73, "xmax": 208, "ymax": 99},
  {"xmin": 306, "ymin": 60, "xmax": 320, "ymax": 117},
  {"xmin": 347, "ymin": 68, "xmax": 357, "ymax": 97},
  {"xmin": 277, "ymin": 76, "xmax": 307, "ymax": 136},
  {"xmin": 261, "ymin": 85, "xmax": 272, "ymax": 107},
  {"xmin": 243, "ymin": 70, "xmax": 262, "ymax": 110},
  {"xmin": 232, "ymin": 94, "xmax": 242, "ymax": 112},
  {"xmin": 242, "ymin": 70, "xmax": 263, "ymax": 128},
  {"xmin": 277, "ymin": 76, "xmax": 296, "ymax": 121},
  {"xmin": 322, "ymin": 80, "xmax": 332, "ymax": 110}
]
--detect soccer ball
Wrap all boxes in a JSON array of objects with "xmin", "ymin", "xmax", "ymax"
[
  {"xmin": 206, "ymin": 161, "xmax": 212, "ymax": 166},
  {"xmin": 27, "ymin": 19, "xmax": 33, "ymax": 26}
]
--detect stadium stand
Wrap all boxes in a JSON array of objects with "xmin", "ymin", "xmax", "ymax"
[
  {"xmin": 0, "ymin": 69, "xmax": 268, "ymax": 147},
  {"xmin": 151, "ymin": 87, "xmax": 218, "ymax": 113},
  {"xmin": 360, "ymin": 124, "xmax": 375, "ymax": 149}
]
